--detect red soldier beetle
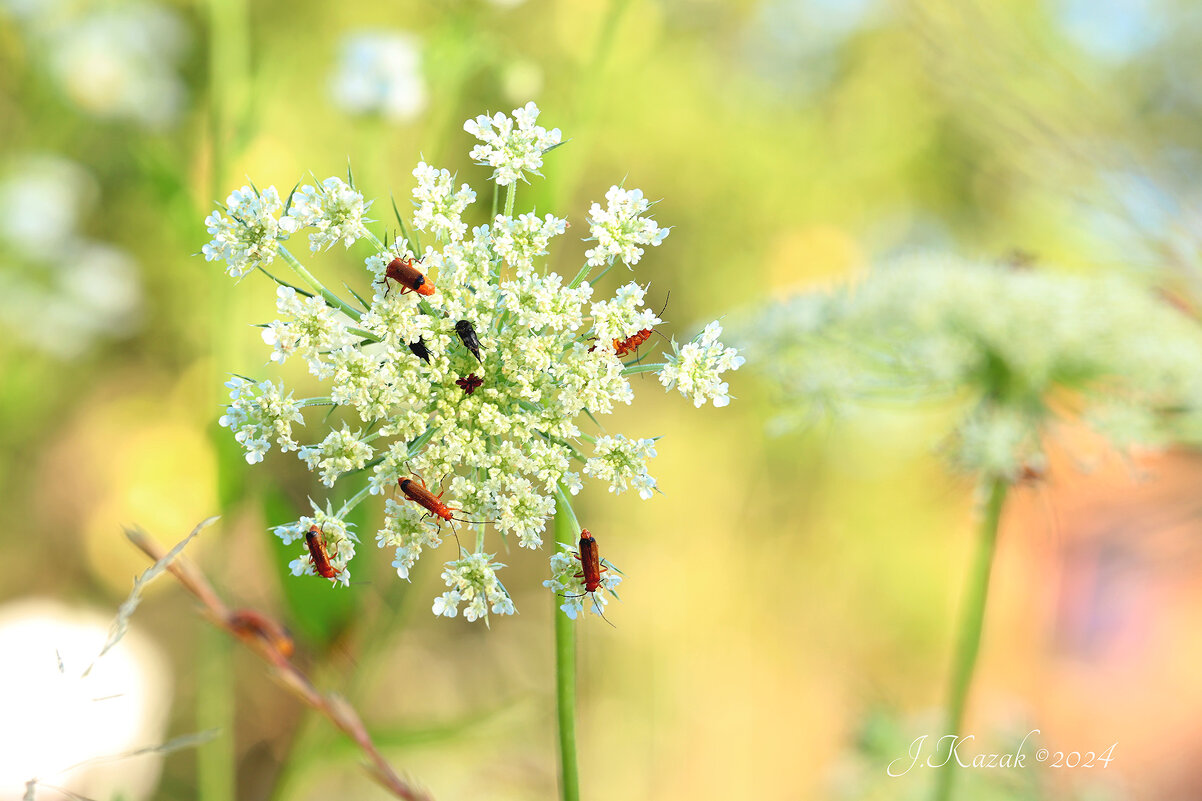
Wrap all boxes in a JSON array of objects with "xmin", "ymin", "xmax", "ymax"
[
  {"xmin": 304, "ymin": 524, "xmax": 342, "ymax": 579},
  {"xmin": 590, "ymin": 293, "xmax": 670, "ymax": 362},
  {"xmin": 397, "ymin": 470, "xmax": 490, "ymax": 527},
  {"xmin": 559, "ymin": 528, "xmax": 616, "ymax": 627},
  {"xmin": 377, "ymin": 253, "xmax": 436, "ymax": 298}
]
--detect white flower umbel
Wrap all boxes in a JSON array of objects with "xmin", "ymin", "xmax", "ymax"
[
  {"xmin": 0, "ymin": 155, "xmax": 142, "ymax": 359},
  {"xmin": 585, "ymin": 186, "xmax": 669, "ymax": 267},
  {"xmin": 464, "ymin": 102, "xmax": 562, "ymax": 186},
  {"xmin": 590, "ymin": 282, "xmax": 661, "ymax": 349},
  {"xmin": 207, "ymin": 103, "xmax": 740, "ymax": 621},
  {"xmin": 328, "ymin": 31, "xmax": 426, "ymax": 122},
  {"xmin": 739, "ymin": 254, "xmax": 1202, "ymax": 481},
  {"xmin": 377, "ymin": 499, "xmax": 442, "ymax": 580},
  {"xmin": 433, "ymin": 552, "xmax": 515, "ymax": 623},
  {"xmin": 583, "ymin": 434, "xmax": 659, "ymax": 499},
  {"xmin": 218, "ymin": 377, "xmax": 304, "ymax": 464},
  {"xmin": 544, "ymin": 544, "xmax": 622, "ymax": 620},
  {"xmin": 287, "ymin": 177, "xmax": 372, "ymax": 252},
  {"xmin": 262, "ymin": 285, "xmax": 356, "ymax": 374},
  {"xmin": 412, "ymin": 163, "xmax": 476, "ymax": 243},
  {"xmin": 492, "ymin": 212, "xmax": 567, "ymax": 266},
  {"xmin": 203, "ymin": 185, "xmax": 288, "ymax": 278},
  {"xmin": 299, "ymin": 424, "xmax": 374, "ymax": 487},
  {"xmin": 659, "ymin": 322, "xmax": 745, "ymax": 407},
  {"xmin": 273, "ymin": 505, "xmax": 358, "ymax": 587}
]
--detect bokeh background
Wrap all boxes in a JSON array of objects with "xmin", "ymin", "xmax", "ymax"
[{"xmin": 4, "ymin": 0, "xmax": 1202, "ymax": 798}]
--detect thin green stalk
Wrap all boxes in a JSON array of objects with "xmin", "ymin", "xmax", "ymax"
[
  {"xmin": 335, "ymin": 483, "xmax": 375, "ymax": 519},
  {"xmin": 932, "ymin": 478, "xmax": 1008, "ymax": 801},
  {"xmin": 276, "ymin": 245, "xmax": 363, "ymax": 321},
  {"xmin": 202, "ymin": 0, "xmax": 248, "ymax": 798},
  {"xmin": 567, "ymin": 263, "xmax": 594, "ymax": 290},
  {"xmin": 553, "ymin": 484, "xmax": 581, "ymax": 801},
  {"xmin": 622, "ymin": 362, "xmax": 665, "ymax": 376},
  {"xmin": 344, "ymin": 326, "xmax": 382, "ymax": 342},
  {"xmin": 197, "ymin": 626, "xmax": 236, "ymax": 801},
  {"xmin": 546, "ymin": 0, "xmax": 634, "ymax": 212},
  {"xmin": 504, "ymin": 182, "xmax": 517, "ymax": 219}
]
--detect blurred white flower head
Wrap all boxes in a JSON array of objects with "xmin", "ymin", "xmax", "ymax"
[
  {"xmin": 0, "ymin": 599, "xmax": 171, "ymax": 801},
  {"xmin": 739, "ymin": 254, "xmax": 1202, "ymax": 480},
  {"xmin": 0, "ymin": 156, "xmax": 143, "ymax": 358},
  {"xmin": 329, "ymin": 31, "xmax": 427, "ymax": 122},
  {"xmin": 45, "ymin": 3, "xmax": 190, "ymax": 128},
  {"xmin": 0, "ymin": 155, "xmax": 95, "ymax": 256}
]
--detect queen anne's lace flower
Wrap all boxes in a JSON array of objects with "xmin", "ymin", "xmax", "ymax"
[
  {"xmin": 464, "ymin": 102, "xmax": 562, "ymax": 186},
  {"xmin": 585, "ymin": 186, "xmax": 669, "ymax": 267},
  {"xmin": 659, "ymin": 322, "xmax": 745, "ymax": 407},
  {"xmin": 203, "ymin": 185, "xmax": 288, "ymax": 278},
  {"xmin": 208, "ymin": 103, "xmax": 740, "ymax": 621},
  {"xmin": 287, "ymin": 177, "xmax": 372, "ymax": 252},
  {"xmin": 544, "ymin": 543, "xmax": 622, "ymax": 620},
  {"xmin": 583, "ymin": 434, "xmax": 659, "ymax": 499},
  {"xmin": 218, "ymin": 377, "xmax": 304, "ymax": 463}
]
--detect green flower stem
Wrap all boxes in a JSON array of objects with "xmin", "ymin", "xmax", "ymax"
[
  {"xmin": 345, "ymin": 326, "xmax": 382, "ymax": 343},
  {"xmin": 336, "ymin": 483, "xmax": 375, "ymax": 519},
  {"xmin": 504, "ymin": 182, "xmax": 517, "ymax": 220},
  {"xmin": 588, "ymin": 263, "xmax": 615, "ymax": 286},
  {"xmin": 256, "ymin": 265, "xmax": 313, "ymax": 296},
  {"xmin": 197, "ymin": 626, "xmax": 235, "ymax": 801},
  {"xmin": 621, "ymin": 362, "xmax": 665, "ymax": 376},
  {"xmin": 546, "ymin": 0, "xmax": 635, "ymax": 213},
  {"xmin": 567, "ymin": 263, "xmax": 594, "ymax": 290},
  {"xmin": 361, "ymin": 228, "xmax": 388, "ymax": 251},
  {"xmin": 933, "ymin": 478, "xmax": 1008, "ymax": 801},
  {"xmin": 276, "ymin": 245, "xmax": 363, "ymax": 322},
  {"xmin": 203, "ymin": 0, "xmax": 248, "ymax": 798},
  {"xmin": 552, "ymin": 483, "xmax": 581, "ymax": 801}
]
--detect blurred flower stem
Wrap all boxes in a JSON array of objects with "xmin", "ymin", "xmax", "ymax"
[
  {"xmin": 553, "ymin": 484, "xmax": 581, "ymax": 801},
  {"xmin": 547, "ymin": 0, "xmax": 633, "ymax": 212},
  {"xmin": 203, "ymin": 0, "xmax": 251, "ymax": 799},
  {"xmin": 933, "ymin": 478, "xmax": 1008, "ymax": 801}
]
